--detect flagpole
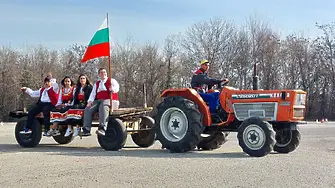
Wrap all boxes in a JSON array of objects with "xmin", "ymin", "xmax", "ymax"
[
  {"xmin": 107, "ymin": 13, "xmax": 111, "ymax": 77},
  {"xmin": 107, "ymin": 12, "xmax": 113, "ymax": 114}
]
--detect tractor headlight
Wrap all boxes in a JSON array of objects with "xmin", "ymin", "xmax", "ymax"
[{"xmin": 294, "ymin": 94, "xmax": 306, "ymax": 106}]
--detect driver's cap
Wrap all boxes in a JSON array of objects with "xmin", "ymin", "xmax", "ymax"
[{"xmin": 200, "ymin": 59, "xmax": 209, "ymax": 65}]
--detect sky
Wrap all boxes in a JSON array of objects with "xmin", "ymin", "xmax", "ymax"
[{"xmin": 0, "ymin": 0, "xmax": 334, "ymax": 51}]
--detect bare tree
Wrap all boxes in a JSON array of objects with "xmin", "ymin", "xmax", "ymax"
[
  {"xmin": 2, "ymin": 17, "xmax": 335, "ymax": 121},
  {"xmin": 181, "ymin": 17, "xmax": 235, "ymax": 78},
  {"xmin": 230, "ymin": 29, "xmax": 251, "ymax": 89},
  {"xmin": 0, "ymin": 47, "xmax": 20, "ymax": 121},
  {"xmin": 163, "ymin": 34, "xmax": 180, "ymax": 89}
]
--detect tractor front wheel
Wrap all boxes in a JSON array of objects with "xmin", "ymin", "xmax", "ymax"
[{"xmin": 237, "ymin": 117, "xmax": 276, "ymax": 157}]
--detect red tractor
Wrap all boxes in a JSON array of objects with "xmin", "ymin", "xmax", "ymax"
[{"xmin": 153, "ymin": 81, "xmax": 306, "ymax": 157}]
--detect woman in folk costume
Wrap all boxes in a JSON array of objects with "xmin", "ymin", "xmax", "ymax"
[
  {"xmin": 48, "ymin": 76, "xmax": 75, "ymax": 136},
  {"xmin": 63, "ymin": 74, "xmax": 93, "ymax": 137}
]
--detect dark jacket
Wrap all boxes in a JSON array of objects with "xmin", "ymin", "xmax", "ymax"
[
  {"xmin": 73, "ymin": 84, "xmax": 93, "ymax": 107},
  {"xmin": 190, "ymin": 68, "xmax": 222, "ymax": 92}
]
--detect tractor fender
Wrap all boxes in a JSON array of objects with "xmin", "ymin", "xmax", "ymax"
[{"xmin": 160, "ymin": 88, "xmax": 212, "ymax": 126}]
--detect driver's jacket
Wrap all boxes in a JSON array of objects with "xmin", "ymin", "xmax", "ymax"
[{"xmin": 190, "ymin": 68, "xmax": 222, "ymax": 93}]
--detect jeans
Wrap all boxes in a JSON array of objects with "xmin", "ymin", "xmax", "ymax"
[
  {"xmin": 199, "ymin": 92, "xmax": 220, "ymax": 113},
  {"xmin": 26, "ymin": 102, "xmax": 53, "ymax": 131},
  {"xmin": 82, "ymin": 99, "xmax": 110, "ymax": 133}
]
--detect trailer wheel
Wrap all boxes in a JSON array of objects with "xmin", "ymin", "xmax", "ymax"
[
  {"xmin": 237, "ymin": 117, "xmax": 276, "ymax": 157},
  {"xmin": 53, "ymin": 126, "xmax": 74, "ymax": 145},
  {"xmin": 98, "ymin": 118, "xmax": 127, "ymax": 151},
  {"xmin": 15, "ymin": 117, "xmax": 42, "ymax": 148},
  {"xmin": 131, "ymin": 116, "xmax": 156, "ymax": 147},
  {"xmin": 154, "ymin": 96, "xmax": 204, "ymax": 153}
]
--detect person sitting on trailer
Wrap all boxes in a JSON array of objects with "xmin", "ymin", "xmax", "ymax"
[
  {"xmin": 20, "ymin": 76, "xmax": 59, "ymax": 136},
  {"xmin": 47, "ymin": 76, "xmax": 75, "ymax": 137},
  {"xmin": 81, "ymin": 68, "xmax": 120, "ymax": 136},
  {"xmin": 64, "ymin": 74, "xmax": 93, "ymax": 137}
]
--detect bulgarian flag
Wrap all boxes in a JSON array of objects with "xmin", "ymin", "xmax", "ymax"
[{"xmin": 81, "ymin": 16, "xmax": 110, "ymax": 63}]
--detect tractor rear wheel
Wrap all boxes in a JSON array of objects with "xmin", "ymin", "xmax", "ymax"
[
  {"xmin": 237, "ymin": 117, "xmax": 276, "ymax": 157},
  {"xmin": 274, "ymin": 128, "xmax": 300, "ymax": 153},
  {"xmin": 154, "ymin": 96, "xmax": 204, "ymax": 153},
  {"xmin": 131, "ymin": 116, "xmax": 156, "ymax": 147},
  {"xmin": 197, "ymin": 131, "xmax": 228, "ymax": 150}
]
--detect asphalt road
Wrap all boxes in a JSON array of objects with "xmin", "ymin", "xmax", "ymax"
[{"xmin": 0, "ymin": 122, "xmax": 334, "ymax": 188}]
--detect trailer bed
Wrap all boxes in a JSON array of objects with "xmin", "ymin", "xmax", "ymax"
[
  {"xmin": 9, "ymin": 107, "xmax": 153, "ymax": 120},
  {"xmin": 110, "ymin": 107, "xmax": 153, "ymax": 117}
]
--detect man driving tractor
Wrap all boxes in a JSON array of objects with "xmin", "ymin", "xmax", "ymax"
[
  {"xmin": 191, "ymin": 59, "xmax": 227, "ymax": 93},
  {"xmin": 191, "ymin": 59, "xmax": 228, "ymax": 113}
]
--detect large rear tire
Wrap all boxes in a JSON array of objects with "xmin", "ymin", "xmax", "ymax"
[
  {"xmin": 15, "ymin": 117, "xmax": 42, "ymax": 148},
  {"xmin": 97, "ymin": 118, "xmax": 127, "ymax": 151},
  {"xmin": 154, "ymin": 96, "xmax": 204, "ymax": 153},
  {"xmin": 237, "ymin": 117, "xmax": 276, "ymax": 157},
  {"xmin": 131, "ymin": 116, "xmax": 156, "ymax": 148},
  {"xmin": 274, "ymin": 128, "xmax": 300, "ymax": 153}
]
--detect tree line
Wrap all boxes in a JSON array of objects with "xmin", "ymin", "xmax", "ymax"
[{"xmin": 0, "ymin": 17, "xmax": 333, "ymax": 121}]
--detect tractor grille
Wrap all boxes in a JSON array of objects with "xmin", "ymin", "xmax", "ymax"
[
  {"xmin": 233, "ymin": 102, "xmax": 277, "ymax": 121},
  {"xmin": 293, "ymin": 108, "xmax": 304, "ymax": 117}
]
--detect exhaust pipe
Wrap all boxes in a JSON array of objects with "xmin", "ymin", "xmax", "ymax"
[{"xmin": 252, "ymin": 63, "xmax": 258, "ymax": 90}]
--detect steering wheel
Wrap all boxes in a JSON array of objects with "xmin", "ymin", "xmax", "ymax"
[{"xmin": 218, "ymin": 79, "xmax": 229, "ymax": 90}]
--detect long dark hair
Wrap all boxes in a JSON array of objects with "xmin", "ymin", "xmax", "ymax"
[
  {"xmin": 76, "ymin": 74, "xmax": 92, "ymax": 89},
  {"xmin": 73, "ymin": 74, "xmax": 93, "ymax": 105}
]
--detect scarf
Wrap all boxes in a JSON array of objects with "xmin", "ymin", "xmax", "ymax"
[{"xmin": 97, "ymin": 78, "xmax": 108, "ymax": 93}]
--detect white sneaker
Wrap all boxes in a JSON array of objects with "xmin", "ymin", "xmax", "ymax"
[
  {"xmin": 20, "ymin": 128, "xmax": 32, "ymax": 134},
  {"xmin": 64, "ymin": 128, "xmax": 73, "ymax": 137},
  {"xmin": 73, "ymin": 127, "xmax": 80, "ymax": 137},
  {"xmin": 53, "ymin": 129, "xmax": 61, "ymax": 136},
  {"xmin": 46, "ymin": 129, "xmax": 61, "ymax": 137},
  {"xmin": 46, "ymin": 129, "xmax": 54, "ymax": 137},
  {"xmin": 95, "ymin": 126, "xmax": 106, "ymax": 136}
]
